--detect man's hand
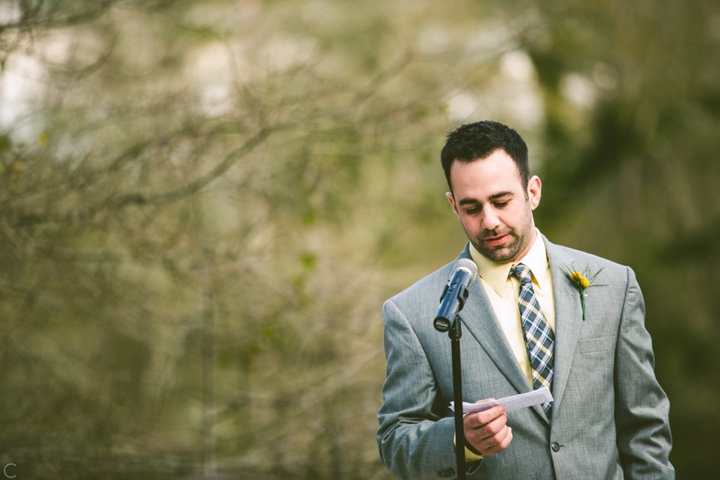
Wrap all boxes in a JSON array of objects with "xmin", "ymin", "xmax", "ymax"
[{"xmin": 463, "ymin": 401, "xmax": 513, "ymax": 456}]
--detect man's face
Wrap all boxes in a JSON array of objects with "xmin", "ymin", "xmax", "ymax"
[{"xmin": 446, "ymin": 149, "xmax": 541, "ymax": 264}]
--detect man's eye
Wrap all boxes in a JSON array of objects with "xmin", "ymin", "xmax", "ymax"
[
  {"xmin": 494, "ymin": 201, "xmax": 509, "ymax": 208},
  {"xmin": 465, "ymin": 207, "xmax": 480, "ymax": 214}
]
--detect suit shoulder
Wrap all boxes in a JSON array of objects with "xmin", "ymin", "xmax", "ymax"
[
  {"xmin": 546, "ymin": 241, "xmax": 640, "ymax": 294},
  {"xmin": 549, "ymin": 243, "xmax": 630, "ymax": 273}
]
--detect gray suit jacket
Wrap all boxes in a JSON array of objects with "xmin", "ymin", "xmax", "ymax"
[{"xmin": 377, "ymin": 238, "xmax": 674, "ymax": 480}]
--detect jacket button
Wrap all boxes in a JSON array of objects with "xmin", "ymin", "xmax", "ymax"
[{"xmin": 551, "ymin": 442, "xmax": 561, "ymax": 452}]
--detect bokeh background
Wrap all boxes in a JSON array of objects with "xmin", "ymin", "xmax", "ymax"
[{"xmin": 1, "ymin": 0, "xmax": 718, "ymax": 478}]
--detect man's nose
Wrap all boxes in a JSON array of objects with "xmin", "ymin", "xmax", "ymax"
[{"xmin": 481, "ymin": 208, "xmax": 501, "ymax": 231}]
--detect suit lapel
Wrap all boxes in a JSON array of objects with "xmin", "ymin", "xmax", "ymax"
[{"xmin": 545, "ymin": 238, "xmax": 585, "ymax": 417}]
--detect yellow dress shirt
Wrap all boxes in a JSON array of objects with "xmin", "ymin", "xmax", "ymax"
[
  {"xmin": 458, "ymin": 230, "xmax": 556, "ymax": 463},
  {"xmin": 469, "ymin": 229, "xmax": 556, "ymax": 388}
]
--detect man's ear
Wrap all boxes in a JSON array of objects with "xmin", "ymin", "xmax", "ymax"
[
  {"xmin": 527, "ymin": 176, "xmax": 542, "ymax": 210},
  {"xmin": 446, "ymin": 192, "xmax": 459, "ymax": 216}
]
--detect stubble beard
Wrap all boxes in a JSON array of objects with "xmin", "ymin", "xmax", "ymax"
[
  {"xmin": 471, "ymin": 229, "xmax": 526, "ymax": 264},
  {"xmin": 470, "ymin": 214, "xmax": 535, "ymax": 264}
]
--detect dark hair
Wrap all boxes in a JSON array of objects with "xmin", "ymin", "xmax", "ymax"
[{"xmin": 440, "ymin": 120, "xmax": 529, "ymax": 191}]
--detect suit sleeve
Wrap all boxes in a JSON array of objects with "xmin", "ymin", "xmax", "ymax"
[
  {"xmin": 614, "ymin": 267, "xmax": 674, "ymax": 478},
  {"xmin": 377, "ymin": 299, "xmax": 464, "ymax": 480}
]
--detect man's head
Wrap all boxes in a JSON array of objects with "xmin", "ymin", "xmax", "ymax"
[
  {"xmin": 441, "ymin": 120, "xmax": 530, "ymax": 193},
  {"xmin": 442, "ymin": 121, "xmax": 541, "ymax": 264}
]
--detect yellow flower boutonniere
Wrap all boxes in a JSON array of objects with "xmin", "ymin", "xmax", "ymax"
[{"xmin": 561, "ymin": 264, "xmax": 605, "ymax": 320}]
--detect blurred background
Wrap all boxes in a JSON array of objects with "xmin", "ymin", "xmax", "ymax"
[{"xmin": 0, "ymin": 0, "xmax": 718, "ymax": 478}]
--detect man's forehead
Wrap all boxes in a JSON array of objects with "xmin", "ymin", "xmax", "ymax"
[{"xmin": 449, "ymin": 153, "xmax": 524, "ymax": 191}]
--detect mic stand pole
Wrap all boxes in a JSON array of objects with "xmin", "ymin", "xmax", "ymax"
[
  {"xmin": 448, "ymin": 314, "xmax": 466, "ymax": 480},
  {"xmin": 434, "ymin": 283, "xmax": 470, "ymax": 480}
]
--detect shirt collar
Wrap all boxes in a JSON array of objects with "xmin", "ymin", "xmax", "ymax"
[{"xmin": 469, "ymin": 229, "xmax": 549, "ymax": 296}]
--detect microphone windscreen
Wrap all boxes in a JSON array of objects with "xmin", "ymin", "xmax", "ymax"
[{"xmin": 451, "ymin": 258, "xmax": 478, "ymax": 285}]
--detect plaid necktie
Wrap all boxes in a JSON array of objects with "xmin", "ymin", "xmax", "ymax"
[{"xmin": 510, "ymin": 263, "xmax": 554, "ymax": 418}]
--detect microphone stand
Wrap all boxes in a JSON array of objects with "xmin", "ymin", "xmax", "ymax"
[{"xmin": 434, "ymin": 286, "xmax": 469, "ymax": 480}]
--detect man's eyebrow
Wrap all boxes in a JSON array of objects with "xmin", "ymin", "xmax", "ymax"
[
  {"xmin": 457, "ymin": 191, "xmax": 513, "ymax": 206},
  {"xmin": 489, "ymin": 191, "xmax": 513, "ymax": 201}
]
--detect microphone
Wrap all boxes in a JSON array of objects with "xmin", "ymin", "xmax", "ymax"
[{"xmin": 434, "ymin": 259, "xmax": 479, "ymax": 332}]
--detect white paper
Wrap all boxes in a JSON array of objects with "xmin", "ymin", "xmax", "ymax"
[{"xmin": 450, "ymin": 387, "xmax": 553, "ymax": 415}]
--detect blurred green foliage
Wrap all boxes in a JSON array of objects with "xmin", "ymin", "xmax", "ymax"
[{"xmin": 0, "ymin": 0, "xmax": 718, "ymax": 478}]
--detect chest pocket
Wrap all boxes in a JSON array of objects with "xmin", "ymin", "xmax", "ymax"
[{"xmin": 579, "ymin": 336, "xmax": 615, "ymax": 354}]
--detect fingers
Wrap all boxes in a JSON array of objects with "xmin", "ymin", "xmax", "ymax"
[
  {"xmin": 474, "ymin": 425, "xmax": 512, "ymax": 456},
  {"xmin": 463, "ymin": 405, "xmax": 513, "ymax": 456},
  {"xmin": 464, "ymin": 404, "xmax": 504, "ymax": 429}
]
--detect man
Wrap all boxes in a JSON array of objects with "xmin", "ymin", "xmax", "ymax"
[{"xmin": 376, "ymin": 121, "xmax": 673, "ymax": 479}]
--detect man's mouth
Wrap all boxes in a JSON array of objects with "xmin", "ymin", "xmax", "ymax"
[{"xmin": 483, "ymin": 233, "xmax": 510, "ymax": 247}]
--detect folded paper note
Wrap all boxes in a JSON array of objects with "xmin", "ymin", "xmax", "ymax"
[{"xmin": 450, "ymin": 387, "xmax": 553, "ymax": 415}]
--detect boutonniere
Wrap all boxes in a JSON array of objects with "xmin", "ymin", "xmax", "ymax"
[{"xmin": 561, "ymin": 264, "xmax": 605, "ymax": 320}]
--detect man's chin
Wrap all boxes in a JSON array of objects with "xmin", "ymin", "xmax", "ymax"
[
  {"xmin": 488, "ymin": 251, "xmax": 515, "ymax": 264},
  {"xmin": 473, "ymin": 240, "xmax": 521, "ymax": 264}
]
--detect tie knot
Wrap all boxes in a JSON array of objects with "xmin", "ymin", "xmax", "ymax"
[{"xmin": 511, "ymin": 263, "xmax": 533, "ymax": 284}]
